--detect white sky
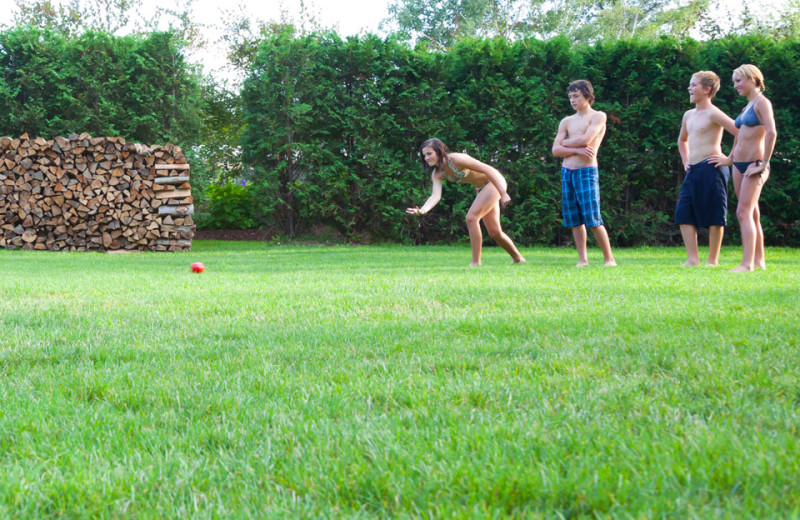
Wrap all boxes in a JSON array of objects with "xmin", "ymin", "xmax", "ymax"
[{"xmin": 1, "ymin": 0, "xmax": 794, "ymax": 83}]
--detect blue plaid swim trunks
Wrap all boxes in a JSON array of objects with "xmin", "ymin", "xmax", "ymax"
[{"xmin": 561, "ymin": 166, "xmax": 603, "ymax": 228}]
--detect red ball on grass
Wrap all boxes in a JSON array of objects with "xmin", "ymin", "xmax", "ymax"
[{"xmin": 190, "ymin": 262, "xmax": 205, "ymax": 273}]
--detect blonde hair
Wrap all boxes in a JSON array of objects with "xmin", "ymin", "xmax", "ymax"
[
  {"xmin": 692, "ymin": 71, "xmax": 720, "ymax": 99},
  {"xmin": 733, "ymin": 64, "xmax": 766, "ymax": 91}
]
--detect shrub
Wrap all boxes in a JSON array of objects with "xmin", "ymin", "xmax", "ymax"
[{"xmin": 196, "ymin": 183, "xmax": 257, "ymax": 230}]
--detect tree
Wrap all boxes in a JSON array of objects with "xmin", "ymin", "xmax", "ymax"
[
  {"xmin": 215, "ymin": 1, "xmax": 328, "ymax": 84},
  {"xmin": 8, "ymin": 0, "xmax": 201, "ymax": 45},
  {"xmin": 578, "ymin": 0, "xmax": 711, "ymax": 41},
  {"xmin": 383, "ymin": 0, "xmax": 525, "ymax": 49},
  {"xmin": 382, "ymin": 0, "xmax": 786, "ymax": 45}
]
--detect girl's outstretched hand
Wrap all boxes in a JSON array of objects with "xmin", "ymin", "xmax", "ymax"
[
  {"xmin": 406, "ymin": 207, "xmax": 424, "ymax": 215},
  {"xmin": 500, "ymin": 193, "xmax": 511, "ymax": 208}
]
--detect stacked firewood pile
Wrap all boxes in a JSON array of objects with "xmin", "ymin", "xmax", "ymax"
[{"xmin": 0, "ymin": 133, "xmax": 194, "ymax": 252}]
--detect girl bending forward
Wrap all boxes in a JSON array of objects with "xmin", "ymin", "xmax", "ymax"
[{"xmin": 406, "ymin": 138, "xmax": 525, "ymax": 266}]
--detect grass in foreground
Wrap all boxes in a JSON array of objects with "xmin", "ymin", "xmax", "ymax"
[{"xmin": 0, "ymin": 242, "xmax": 799, "ymax": 519}]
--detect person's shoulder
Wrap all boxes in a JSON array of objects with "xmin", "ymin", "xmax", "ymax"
[
  {"xmin": 448, "ymin": 151, "xmax": 469, "ymax": 162},
  {"xmin": 591, "ymin": 109, "xmax": 607, "ymax": 122},
  {"xmin": 756, "ymin": 94, "xmax": 773, "ymax": 109}
]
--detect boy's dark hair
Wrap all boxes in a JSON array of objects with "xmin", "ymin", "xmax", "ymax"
[
  {"xmin": 567, "ymin": 80, "xmax": 595, "ymax": 105},
  {"xmin": 420, "ymin": 138, "xmax": 449, "ymax": 171}
]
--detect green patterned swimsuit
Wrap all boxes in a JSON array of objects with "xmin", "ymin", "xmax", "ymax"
[
  {"xmin": 442, "ymin": 157, "xmax": 490, "ymax": 192},
  {"xmin": 442, "ymin": 157, "xmax": 469, "ymax": 183}
]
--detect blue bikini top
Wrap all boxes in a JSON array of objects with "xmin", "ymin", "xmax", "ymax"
[{"xmin": 735, "ymin": 103, "xmax": 762, "ymax": 128}]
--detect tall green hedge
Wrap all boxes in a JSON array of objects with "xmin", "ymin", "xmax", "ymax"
[
  {"xmin": 0, "ymin": 27, "xmax": 203, "ymax": 147},
  {"xmin": 242, "ymin": 33, "xmax": 800, "ymax": 246}
]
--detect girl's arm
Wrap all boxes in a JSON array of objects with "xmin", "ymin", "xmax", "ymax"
[
  {"xmin": 708, "ymin": 109, "xmax": 739, "ymax": 167},
  {"xmin": 747, "ymin": 97, "xmax": 777, "ymax": 176},
  {"xmin": 710, "ymin": 132, "xmax": 738, "ymax": 168},
  {"xmin": 406, "ymin": 172, "xmax": 442, "ymax": 215},
  {"xmin": 450, "ymin": 153, "xmax": 512, "ymax": 207}
]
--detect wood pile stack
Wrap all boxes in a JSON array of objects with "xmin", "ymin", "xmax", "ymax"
[{"xmin": 0, "ymin": 133, "xmax": 194, "ymax": 252}]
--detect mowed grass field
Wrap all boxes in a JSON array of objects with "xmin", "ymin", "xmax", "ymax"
[{"xmin": 0, "ymin": 241, "xmax": 798, "ymax": 519}]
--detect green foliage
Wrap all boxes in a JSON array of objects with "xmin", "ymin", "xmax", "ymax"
[
  {"xmin": 0, "ymin": 26, "xmax": 204, "ymax": 147},
  {"xmin": 186, "ymin": 80, "xmax": 248, "ymax": 220},
  {"xmin": 196, "ymin": 182, "xmax": 256, "ymax": 230},
  {"xmin": 241, "ymin": 33, "xmax": 800, "ymax": 246}
]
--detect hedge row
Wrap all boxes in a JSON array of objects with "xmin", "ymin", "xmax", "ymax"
[
  {"xmin": 242, "ymin": 33, "xmax": 800, "ymax": 246},
  {"xmin": 0, "ymin": 27, "xmax": 203, "ymax": 148}
]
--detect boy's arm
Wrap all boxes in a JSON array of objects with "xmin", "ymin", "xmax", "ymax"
[
  {"xmin": 562, "ymin": 112, "xmax": 607, "ymax": 147},
  {"xmin": 552, "ymin": 119, "xmax": 576, "ymax": 158},
  {"xmin": 677, "ymin": 112, "xmax": 690, "ymax": 171}
]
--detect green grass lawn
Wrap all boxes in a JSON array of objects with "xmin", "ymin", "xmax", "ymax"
[{"xmin": 1, "ymin": 242, "xmax": 798, "ymax": 518}]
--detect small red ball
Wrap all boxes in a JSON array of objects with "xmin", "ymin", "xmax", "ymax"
[{"xmin": 190, "ymin": 262, "xmax": 205, "ymax": 273}]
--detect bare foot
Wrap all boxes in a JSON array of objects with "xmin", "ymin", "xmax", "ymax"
[
  {"xmin": 705, "ymin": 262, "xmax": 719, "ymax": 267},
  {"xmin": 682, "ymin": 260, "xmax": 700, "ymax": 267},
  {"xmin": 729, "ymin": 264, "xmax": 754, "ymax": 273},
  {"xmin": 469, "ymin": 262, "xmax": 481, "ymax": 267},
  {"xmin": 576, "ymin": 261, "xmax": 589, "ymax": 268},
  {"xmin": 604, "ymin": 260, "xmax": 617, "ymax": 267},
  {"xmin": 512, "ymin": 256, "xmax": 526, "ymax": 264},
  {"xmin": 756, "ymin": 262, "xmax": 767, "ymax": 270}
]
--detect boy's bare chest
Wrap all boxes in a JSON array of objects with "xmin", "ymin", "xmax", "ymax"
[
  {"xmin": 566, "ymin": 117, "xmax": 591, "ymax": 137},
  {"xmin": 686, "ymin": 111, "xmax": 718, "ymax": 136}
]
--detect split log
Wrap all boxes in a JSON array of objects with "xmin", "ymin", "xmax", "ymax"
[
  {"xmin": 0, "ymin": 134, "xmax": 194, "ymax": 252},
  {"xmin": 158, "ymin": 204, "xmax": 194, "ymax": 216},
  {"xmin": 154, "ymin": 176, "xmax": 190, "ymax": 184},
  {"xmin": 154, "ymin": 164, "xmax": 190, "ymax": 170}
]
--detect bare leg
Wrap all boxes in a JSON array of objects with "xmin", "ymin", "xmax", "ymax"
[
  {"xmin": 680, "ymin": 224, "xmax": 700, "ymax": 266},
  {"xmin": 754, "ymin": 202, "xmax": 766, "ymax": 270},
  {"xmin": 707, "ymin": 225, "xmax": 724, "ymax": 267},
  {"xmin": 754, "ymin": 169, "xmax": 770, "ymax": 269},
  {"xmin": 466, "ymin": 214, "xmax": 483, "ymax": 266},
  {"xmin": 731, "ymin": 173, "xmax": 766, "ymax": 273},
  {"xmin": 589, "ymin": 225, "xmax": 617, "ymax": 266},
  {"xmin": 481, "ymin": 201, "xmax": 525, "ymax": 263},
  {"xmin": 572, "ymin": 225, "xmax": 588, "ymax": 267},
  {"xmin": 466, "ymin": 183, "xmax": 507, "ymax": 266}
]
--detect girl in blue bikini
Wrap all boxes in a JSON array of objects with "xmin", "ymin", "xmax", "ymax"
[
  {"xmin": 711, "ymin": 64, "xmax": 777, "ymax": 272},
  {"xmin": 406, "ymin": 138, "xmax": 525, "ymax": 266}
]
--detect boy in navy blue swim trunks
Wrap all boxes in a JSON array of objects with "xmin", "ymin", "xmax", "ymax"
[
  {"xmin": 676, "ymin": 71, "xmax": 738, "ymax": 266},
  {"xmin": 552, "ymin": 80, "xmax": 616, "ymax": 267}
]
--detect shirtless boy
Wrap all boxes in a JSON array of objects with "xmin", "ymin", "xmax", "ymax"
[
  {"xmin": 551, "ymin": 80, "xmax": 616, "ymax": 267},
  {"xmin": 675, "ymin": 71, "xmax": 738, "ymax": 266}
]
